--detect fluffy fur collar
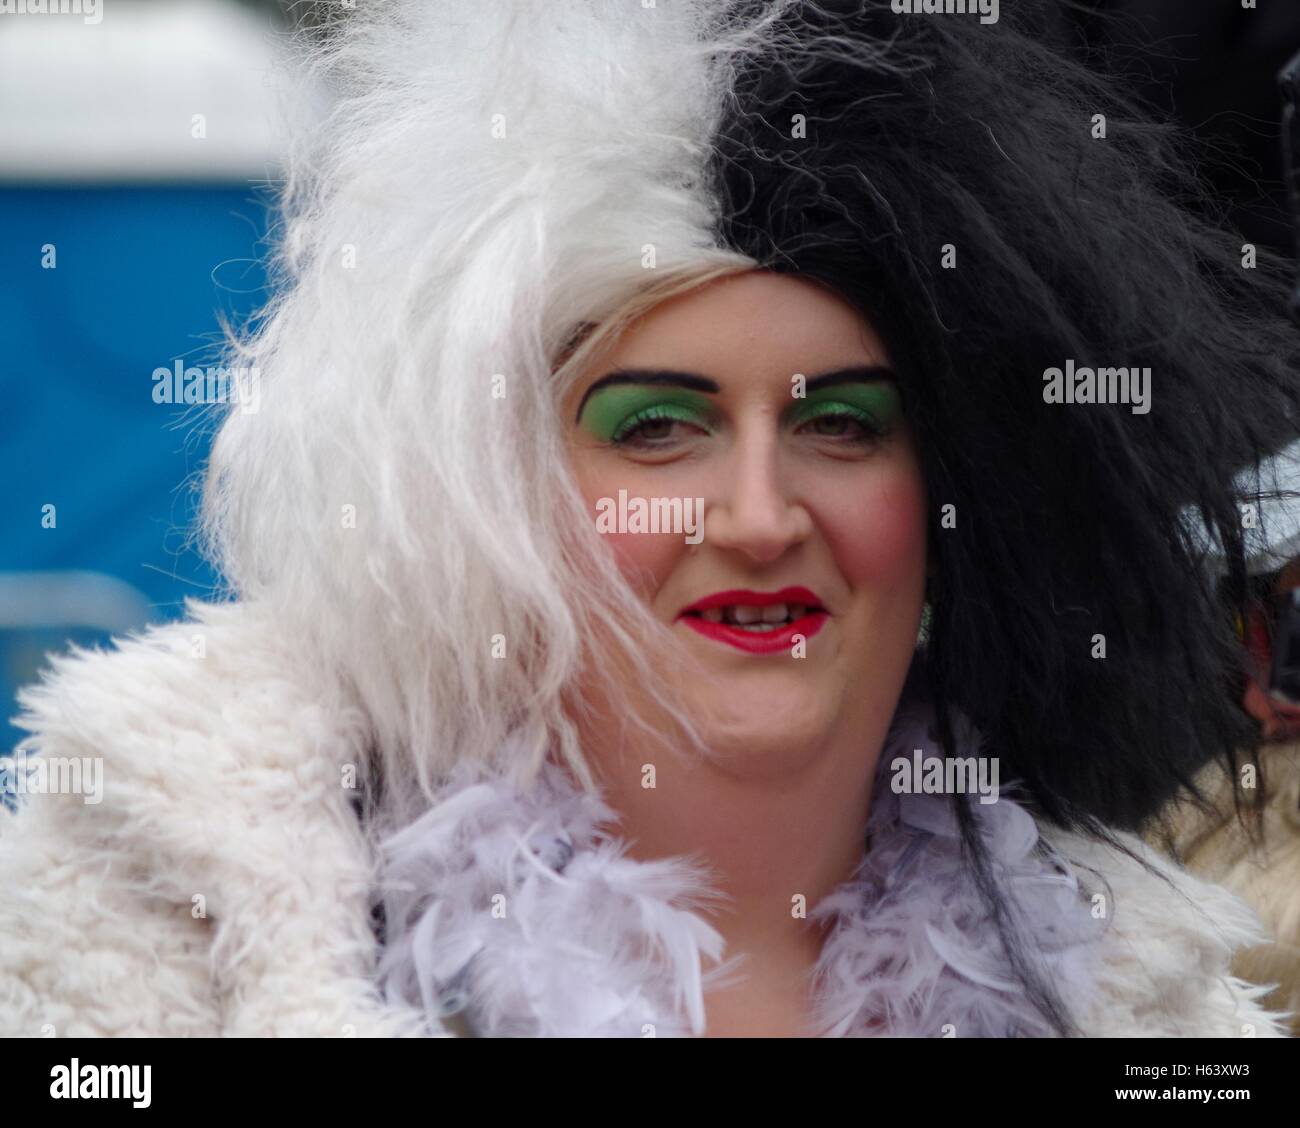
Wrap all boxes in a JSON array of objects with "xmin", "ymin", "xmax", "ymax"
[{"xmin": 0, "ymin": 600, "xmax": 1289, "ymax": 1037}]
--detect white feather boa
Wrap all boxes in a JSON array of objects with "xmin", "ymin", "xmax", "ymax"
[{"xmin": 376, "ymin": 702, "xmax": 1111, "ymax": 1037}]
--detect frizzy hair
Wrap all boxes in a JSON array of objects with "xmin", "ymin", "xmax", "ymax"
[
  {"xmin": 707, "ymin": 0, "xmax": 1300, "ymax": 1034},
  {"xmin": 199, "ymin": 0, "xmax": 1300, "ymax": 1035},
  {"xmin": 200, "ymin": 0, "xmax": 787, "ymax": 834},
  {"xmin": 711, "ymin": 0, "xmax": 1300, "ymax": 828}
]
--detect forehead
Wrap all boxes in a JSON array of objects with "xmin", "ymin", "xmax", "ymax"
[{"xmin": 575, "ymin": 271, "xmax": 889, "ymax": 384}]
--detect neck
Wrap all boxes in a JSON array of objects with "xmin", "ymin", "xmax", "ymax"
[{"xmin": 574, "ymin": 726, "xmax": 879, "ymax": 1007}]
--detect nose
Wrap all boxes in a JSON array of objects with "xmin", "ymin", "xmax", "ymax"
[{"xmin": 704, "ymin": 424, "xmax": 814, "ymax": 564}]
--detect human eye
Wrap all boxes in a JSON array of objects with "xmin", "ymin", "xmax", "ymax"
[
  {"xmin": 577, "ymin": 385, "xmax": 716, "ymax": 452},
  {"xmin": 785, "ymin": 384, "xmax": 901, "ymax": 448},
  {"xmin": 792, "ymin": 402, "xmax": 888, "ymax": 442},
  {"xmin": 609, "ymin": 403, "xmax": 712, "ymax": 448}
]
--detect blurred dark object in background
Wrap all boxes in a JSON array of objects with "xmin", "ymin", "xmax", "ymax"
[
  {"xmin": 1281, "ymin": 45, "xmax": 1300, "ymax": 324},
  {"xmin": 1044, "ymin": 0, "xmax": 1300, "ymax": 259},
  {"xmin": 1243, "ymin": 561, "xmax": 1300, "ymax": 742}
]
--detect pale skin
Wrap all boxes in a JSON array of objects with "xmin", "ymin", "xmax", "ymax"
[{"xmin": 562, "ymin": 270, "xmax": 930, "ymax": 1037}]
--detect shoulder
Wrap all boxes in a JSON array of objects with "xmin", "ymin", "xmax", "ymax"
[
  {"xmin": 6, "ymin": 598, "xmax": 364, "ymax": 840},
  {"xmin": 1039, "ymin": 821, "xmax": 1293, "ymax": 1038},
  {"xmin": 12, "ymin": 598, "xmax": 345, "ymax": 760},
  {"xmin": 1145, "ymin": 746, "xmax": 1300, "ymax": 1031},
  {"xmin": 0, "ymin": 600, "xmax": 425, "ymax": 1037}
]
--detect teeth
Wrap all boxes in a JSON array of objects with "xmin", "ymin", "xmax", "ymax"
[{"xmin": 690, "ymin": 601, "xmax": 820, "ymax": 629}]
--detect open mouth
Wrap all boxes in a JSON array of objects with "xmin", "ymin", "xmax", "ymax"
[
  {"xmin": 677, "ymin": 587, "xmax": 830, "ymax": 653},
  {"xmin": 682, "ymin": 601, "xmax": 822, "ymax": 632}
]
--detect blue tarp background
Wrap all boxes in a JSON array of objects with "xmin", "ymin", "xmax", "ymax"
[{"xmin": 1, "ymin": 183, "xmax": 271, "ymax": 754}]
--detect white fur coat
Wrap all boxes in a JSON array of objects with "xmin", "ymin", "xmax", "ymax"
[{"xmin": 0, "ymin": 600, "xmax": 1290, "ymax": 1037}]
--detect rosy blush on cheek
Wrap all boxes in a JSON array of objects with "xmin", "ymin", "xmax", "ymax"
[
  {"xmin": 569, "ymin": 460, "xmax": 663, "ymax": 583},
  {"xmin": 588, "ymin": 513, "xmax": 687, "ymax": 600},
  {"xmin": 812, "ymin": 468, "xmax": 928, "ymax": 589}
]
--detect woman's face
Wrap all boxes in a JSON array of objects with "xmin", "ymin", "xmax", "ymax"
[{"xmin": 563, "ymin": 270, "xmax": 928, "ymax": 776}]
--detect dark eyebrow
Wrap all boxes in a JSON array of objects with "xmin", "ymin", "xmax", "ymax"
[
  {"xmin": 574, "ymin": 369, "xmax": 720, "ymax": 422},
  {"xmin": 574, "ymin": 364, "xmax": 894, "ymax": 422},
  {"xmin": 802, "ymin": 365, "xmax": 896, "ymax": 394}
]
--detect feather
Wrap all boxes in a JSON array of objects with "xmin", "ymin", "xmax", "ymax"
[{"xmin": 376, "ymin": 697, "xmax": 1111, "ymax": 1037}]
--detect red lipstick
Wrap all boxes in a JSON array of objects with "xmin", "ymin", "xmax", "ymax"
[{"xmin": 677, "ymin": 586, "xmax": 829, "ymax": 656}]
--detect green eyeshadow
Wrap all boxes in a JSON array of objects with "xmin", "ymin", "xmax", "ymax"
[
  {"xmin": 785, "ymin": 382, "xmax": 902, "ymax": 430},
  {"xmin": 578, "ymin": 385, "xmax": 717, "ymax": 442}
]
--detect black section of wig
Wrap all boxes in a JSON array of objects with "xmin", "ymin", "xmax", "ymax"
[
  {"xmin": 712, "ymin": 0, "xmax": 1300, "ymax": 830},
  {"xmin": 710, "ymin": 0, "xmax": 1300, "ymax": 1035}
]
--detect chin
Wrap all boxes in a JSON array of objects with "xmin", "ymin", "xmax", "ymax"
[{"xmin": 681, "ymin": 683, "xmax": 842, "ymax": 774}]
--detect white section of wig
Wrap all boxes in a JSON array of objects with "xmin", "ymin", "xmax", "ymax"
[{"xmin": 200, "ymin": 1, "xmax": 805, "ymax": 833}]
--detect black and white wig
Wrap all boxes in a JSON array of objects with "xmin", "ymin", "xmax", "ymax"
[{"xmin": 200, "ymin": 1, "xmax": 1300, "ymax": 1035}]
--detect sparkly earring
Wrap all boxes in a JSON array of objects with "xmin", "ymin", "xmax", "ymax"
[{"xmin": 917, "ymin": 573, "xmax": 935, "ymax": 648}]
